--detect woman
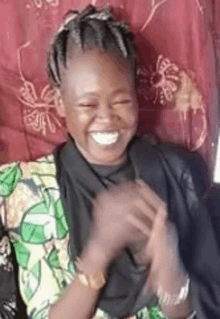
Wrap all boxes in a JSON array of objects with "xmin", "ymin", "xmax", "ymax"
[{"xmin": 0, "ymin": 5, "xmax": 220, "ymax": 319}]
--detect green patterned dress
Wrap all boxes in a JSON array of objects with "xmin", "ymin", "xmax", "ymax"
[{"xmin": 0, "ymin": 155, "xmax": 166, "ymax": 319}]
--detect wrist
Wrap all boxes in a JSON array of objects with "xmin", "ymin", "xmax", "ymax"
[
  {"xmin": 161, "ymin": 291, "xmax": 195, "ymax": 319},
  {"xmin": 80, "ymin": 240, "xmax": 111, "ymax": 274},
  {"xmin": 150, "ymin": 261, "xmax": 188, "ymax": 297},
  {"xmin": 157, "ymin": 273, "xmax": 190, "ymax": 306}
]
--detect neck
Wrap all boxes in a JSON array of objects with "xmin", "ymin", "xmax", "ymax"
[{"xmin": 75, "ymin": 142, "xmax": 127, "ymax": 167}]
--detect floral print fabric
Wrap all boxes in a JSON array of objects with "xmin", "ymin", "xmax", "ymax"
[
  {"xmin": 0, "ymin": 156, "xmax": 166, "ymax": 319},
  {"xmin": 0, "ymin": 0, "xmax": 218, "ymax": 169}
]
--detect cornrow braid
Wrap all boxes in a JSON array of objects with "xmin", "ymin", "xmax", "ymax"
[{"xmin": 47, "ymin": 4, "xmax": 137, "ymax": 88}]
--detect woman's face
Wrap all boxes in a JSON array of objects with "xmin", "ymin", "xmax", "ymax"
[{"xmin": 60, "ymin": 50, "xmax": 138, "ymax": 166}]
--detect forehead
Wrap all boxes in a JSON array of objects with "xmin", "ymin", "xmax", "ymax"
[{"xmin": 61, "ymin": 50, "xmax": 134, "ymax": 94}]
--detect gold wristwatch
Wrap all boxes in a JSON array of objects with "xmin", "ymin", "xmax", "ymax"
[{"xmin": 78, "ymin": 270, "xmax": 106, "ymax": 290}]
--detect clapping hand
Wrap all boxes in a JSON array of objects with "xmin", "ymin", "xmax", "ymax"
[{"xmin": 90, "ymin": 180, "xmax": 181, "ymax": 282}]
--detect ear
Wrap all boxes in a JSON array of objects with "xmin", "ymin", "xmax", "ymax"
[{"xmin": 55, "ymin": 88, "xmax": 66, "ymax": 118}]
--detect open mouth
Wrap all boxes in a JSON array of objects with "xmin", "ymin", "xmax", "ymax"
[{"xmin": 90, "ymin": 131, "xmax": 119, "ymax": 145}]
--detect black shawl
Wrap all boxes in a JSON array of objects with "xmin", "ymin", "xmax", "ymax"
[{"xmin": 54, "ymin": 135, "xmax": 220, "ymax": 318}]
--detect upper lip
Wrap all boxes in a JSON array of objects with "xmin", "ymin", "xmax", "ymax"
[{"xmin": 89, "ymin": 130, "xmax": 119, "ymax": 133}]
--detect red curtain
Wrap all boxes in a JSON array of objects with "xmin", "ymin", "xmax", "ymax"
[{"xmin": 0, "ymin": 0, "xmax": 219, "ymax": 169}]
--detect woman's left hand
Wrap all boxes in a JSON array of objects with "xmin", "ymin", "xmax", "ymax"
[{"xmin": 128, "ymin": 179, "xmax": 185, "ymax": 293}]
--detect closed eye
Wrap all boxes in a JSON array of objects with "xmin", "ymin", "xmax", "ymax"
[
  {"xmin": 78, "ymin": 104, "xmax": 97, "ymax": 108},
  {"xmin": 114, "ymin": 100, "xmax": 132, "ymax": 105}
]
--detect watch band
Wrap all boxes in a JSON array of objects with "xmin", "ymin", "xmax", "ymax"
[
  {"xmin": 76, "ymin": 257, "xmax": 106, "ymax": 290},
  {"xmin": 157, "ymin": 274, "xmax": 190, "ymax": 306},
  {"xmin": 78, "ymin": 270, "xmax": 106, "ymax": 289}
]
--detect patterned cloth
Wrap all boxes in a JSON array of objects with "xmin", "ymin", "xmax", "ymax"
[
  {"xmin": 0, "ymin": 0, "xmax": 219, "ymax": 169},
  {"xmin": 0, "ymin": 235, "xmax": 17, "ymax": 319},
  {"xmin": 0, "ymin": 156, "xmax": 166, "ymax": 319}
]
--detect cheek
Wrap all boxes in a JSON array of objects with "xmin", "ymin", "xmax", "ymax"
[
  {"xmin": 66, "ymin": 109, "xmax": 93, "ymax": 136},
  {"xmin": 122, "ymin": 105, "xmax": 138, "ymax": 127}
]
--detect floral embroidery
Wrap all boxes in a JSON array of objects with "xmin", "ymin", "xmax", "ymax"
[
  {"xmin": 137, "ymin": 55, "xmax": 180, "ymax": 105},
  {"xmin": 194, "ymin": 0, "xmax": 204, "ymax": 13},
  {"xmin": 172, "ymin": 70, "xmax": 207, "ymax": 151},
  {"xmin": 17, "ymin": 42, "xmax": 64, "ymax": 136},
  {"xmin": 140, "ymin": 0, "xmax": 168, "ymax": 32},
  {"xmin": 137, "ymin": 55, "xmax": 207, "ymax": 151},
  {"xmin": 32, "ymin": 0, "xmax": 59, "ymax": 9},
  {"xmin": 173, "ymin": 71, "xmax": 204, "ymax": 116}
]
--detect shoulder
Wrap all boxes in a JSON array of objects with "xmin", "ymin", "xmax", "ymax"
[
  {"xmin": 156, "ymin": 142, "xmax": 208, "ymax": 196},
  {"xmin": 156, "ymin": 142, "xmax": 200, "ymax": 164},
  {"xmin": 158, "ymin": 142, "xmax": 207, "ymax": 171},
  {"xmin": 142, "ymin": 134, "xmax": 196, "ymax": 161},
  {"xmin": 142, "ymin": 135, "xmax": 208, "ymax": 194},
  {"xmin": 0, "ymin": 154, "xmax": 58, "ymax": 229},
  {"xmin": 0, "ymin": 154, "xmax": 56, "ymax": 199},
  {"xmin": 143, "ymin": 134, "xmax": 205, "ymax": 172},
  {"xmin": 0, "ymin": 154, "xmax": 56, "ymax": 189}
]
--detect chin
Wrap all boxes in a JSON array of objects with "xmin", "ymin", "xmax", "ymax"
[
  {"xmin": 89, "ymin": 150, "xmax": 127, "ymax": 166},
  {"xmin": 75, "ymin": 135, "xmax": 131, "ymax": 165}
]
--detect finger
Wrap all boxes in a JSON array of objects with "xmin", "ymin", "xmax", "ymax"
[
  {"xmin": 127, "ymin": 214, "xmax": 151, "ymax": 237},
  {"xmin": 136, "ymin": 179, "xmax": 167, "ymax": 218},
  {"xmin": 135, "ymin": 179, "xmax": 163, "ymax": 208},
  {"xmin": 133, "ymin": 210, "xmax": 153, "ymax": 232},
  {"xmin": 133, "ymin": 197, "xmax": 156, "ymax": 226}
]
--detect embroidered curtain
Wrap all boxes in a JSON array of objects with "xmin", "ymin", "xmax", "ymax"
[{"xmin": 0, "ymin": 0, "xmax": 219, "ymax": 169}]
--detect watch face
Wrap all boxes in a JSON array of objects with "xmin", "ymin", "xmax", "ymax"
[
  {"xmin": 78, "ymin": 274, "xmax": 89, "ymax": 287},
  {"xmin": 78, "ymin": 271, "xmax": 106, "ymax": 290},
  {"xmin": 90, "ymin": 271, "xmax": 106, "ymax": 289}
]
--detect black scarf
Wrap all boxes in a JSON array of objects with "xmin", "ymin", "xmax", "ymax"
[
  {"xmin": 54, "ymin": 135, "xmax": 220, "ymax": 318},
  {"xmin": 54, "ymin": 135, "xmax": 170, "ymax": 317}
]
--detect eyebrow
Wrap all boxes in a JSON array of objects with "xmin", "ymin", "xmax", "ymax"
[
  {"xmin": 112, "ymin": 88, "xmax": 130, "ymax": 95},
  {"xmin": 77, "ymin": 88, "xmax": 131, "ymax": 100}
]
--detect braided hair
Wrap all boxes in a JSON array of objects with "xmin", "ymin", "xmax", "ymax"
[{"xmin": 47, "ymin": 5, "xmax": 137, "ymax": 88}]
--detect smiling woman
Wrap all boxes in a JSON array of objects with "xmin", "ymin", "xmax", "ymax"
[
  {"xmin": 48, "ymin": 6, "xmax": 138, "ymax": 166},
  {"xmin": 0, "ymin": 4, "xmax": 220, "ymax": 319},
  {"xmin": 59, "ymin": 50, "xmax": 138, "ymax": 166}
]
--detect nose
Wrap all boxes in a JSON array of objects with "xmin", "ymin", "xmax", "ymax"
[{"xmin": 96, "ymin": 103, "xmax": 114, "ymax": 122}]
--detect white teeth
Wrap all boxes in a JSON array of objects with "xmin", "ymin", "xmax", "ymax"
[{"xmin": 90, "ymin": 132, "xmax": 119, "ymax": 145}]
